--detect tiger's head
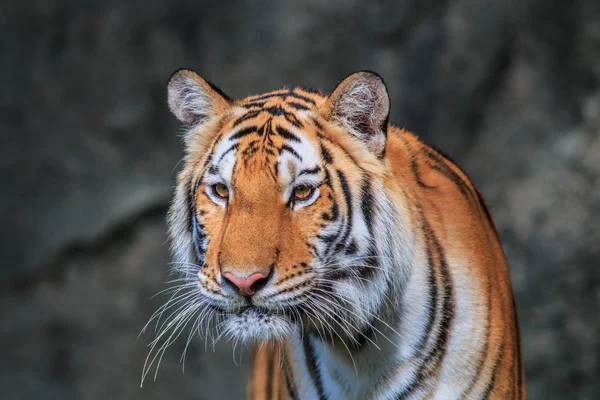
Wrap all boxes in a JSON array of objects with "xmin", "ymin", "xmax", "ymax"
[{"xmin": 166, "ymin": 70, "xmax": 414, "ymax": 344}]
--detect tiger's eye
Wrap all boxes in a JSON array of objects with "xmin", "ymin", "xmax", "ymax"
[
  {"xmin": 212, "ymin": 183, "xmax": 229, "ymax": 199},
  {"xmin": 293, "ymin": 185, "xmax": 314, "ymax": 200}
]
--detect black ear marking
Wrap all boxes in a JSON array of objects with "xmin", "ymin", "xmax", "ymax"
[{"xmin": 321, "ymin": 71, "xmax": 390, "ymax": 158}]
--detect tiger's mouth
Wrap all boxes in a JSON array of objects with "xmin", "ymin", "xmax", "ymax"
[
  {"xmin": 234, "ymin": 304, "xmax": 270, "ymax": 316},
  {"xmin": 221, "ymin": 304, "xmax": 296, "ymax": 342}
]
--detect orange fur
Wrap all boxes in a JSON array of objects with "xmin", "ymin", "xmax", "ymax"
[{"xmin": 165, "ymin": 70, "xmax": 525, "ymax": 399}]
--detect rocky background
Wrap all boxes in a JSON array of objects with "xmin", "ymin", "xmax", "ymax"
[{"xmin": 1, "ymin": 0, "xmax": 598, "ymax": 399}]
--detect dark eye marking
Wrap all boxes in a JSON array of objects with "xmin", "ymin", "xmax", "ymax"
[
  {"xmin": 280, "ymin": 145, "xmax": 302, "ymax": 161},
  {"xmin": 275, "ymin": 126, "xmax": 301, "ymax": 143},
  {"xmin": 216, "ymin": 143, "xmax": 239, "ymax": 164},
  {"xmin": 298, "ymin": 166, "xmax": 321, "ymax": 177}
]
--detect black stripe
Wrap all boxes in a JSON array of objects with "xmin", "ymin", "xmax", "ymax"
[
  {"xmin": 315, "ymin": 166, "xmax": 342, "ymax": 257},
  {"xmin": 276, "ymin": 126, "xmax": 302, "ymax": 142},
  {"xmin": 512, "ymin": 294, "xmax": 523, "ymax": 397},
  {"xmin": 299, "ymin": 166, "xmax": 321, "ymax": 176},
  {"xmin": 289, "ymin": 90, "xmax": 317, "ymax": 105},
  {"xmin": 191, "ymin": 215, "xmax": 206, "ymax": 264},
  {"xmin": 336, "ymin": 170, "xmax": 353, "ymax": 247},
  {"xmin": 461, "ymin": 281, "xmax": 493, "ymax": 398},
  {"xmin": 229, "ymin": 126, "xmax": 258, "ymax": 141},
  {"xmin": 355, "ymin": 245, "xmax": 379, "ymax": 279},
  {"xmin": 285, "ymin": 113, "xmax": 304, "ymax": 129},
  {"xmin": 426, "ymin": 149, "xmax": 504, "ymax": 248},
  {"xmin": 189, "ymin": 176, "xmax": 207, "ymax": 265},
  {"xmin": 216, "ymin": 143, "xmax": 239, "ymax": 164},
  {"xmin": 426, "ymin": 143, "xmax": 457, "ymax": 166},
  {"xmin": 303, "ymin": 335, "xmax": 327, "ymax": 400},
  {"xmin": 186, "ymin": 183, "xmax": 194, "ymax": 233},
  {"xmin": 421, "ymin": 143, "xmax": 494, "ymax": 235},
  {"xmin": 316, "ymin": 232, "xmax": 338, "ymax": 244},
  {"xmin": 205, "ymin": 79, "xmax": 232, "ymax": 102},
  {"xmin": 287, "ymin": 101, "xmax": 310, "ymax": 111},
  {"xmin": 345, "ymin": 239, "xmax": 357, "ymax": 255},
  {"xmin": 428, "ymin": 161, "xmax": 471, "ymax": 202},
  {"xmin": 360, "ymin": 180, "xmax": 375, "ymax": 234},
  {"xmin": 398, "ymin": 135, "xmax": 434, "ymax": 190},
  {"xmin": 350, "ymin": 315, "xmax": 376, "ymax": 349},
  {"xmin": 260, "ymin": 118, "xmax": 273, "ymax": 137},
  {"xmin": 474, "ymin": 187, "xmax": 498, "ymax": 234},
  {"xmin": 380, "ymin": 114, "xmax": 389, "ymax": 137},
  {"xmin": 319, "ymin": 169, "xmax": 351, "ymax": 258},
  {"xmin": 322, "ymin": 200, "xmax": 339, "ymax": 222},
  {"xmin": 394, "ymin": 218, "xmax": 455, "ymax": 399},
  {"xmin": 201, "ymin": 132, "xmax": 224, "ymax": 168},
  {"xmin": 191, "ymin": 174, "xmax": 203, "ymax": 202},
  {"xmin": 425, "ymin": 149, "xmax": 476, "ymax": 207},
  {"xmin": 280, "ymin": 144, "xmax": 302, "ymax": 161},
  {"xmin": 483, "ymin": 343, "xmax": 505, "ymax": 399},
  {"xmin": 320, "ymin": 144, "xmax": 333, "ymax": 164},
  {"xmin": 245, "ymin": 90, "xmax": 289, "ymax": 103},
  {"xmin": 377, "ymin": 114, "xmax": 389, "ymax": 159},
  {"xmin": 243, "ymin": 88, "xmax": 317, "ymax": 106},
  {"xmin": 284, "ymin": 353, "xmax": 300, "ymax": 400},
  {"xmin": 312, "ymin": 117, "xmax": 324, "ymax": 130},
  {"xmin": 427, "ymin": 218, "xmax": 455, "ymax": 366},
  {"xmin": 232, "ymin": 110, "xmax": 260, "ymax": 127},
  {"xmin": 415, "ymin": 241, "xmax": 437, "ymax": 353},
  {"xmin": 241, "ymin": 101, "xmax": 266, "ymax": 108},
  {"xmin": 317, "ymin": 131, "xmax": 360, "ymax": 168},
  {"xmin": 263, "ymin": 105, "xmax": 286, "ymax": 116},
  {"xmin": 322, "ymin": 168, "xmax": 332, "ymax": 190},
  {"xmin": 411, "ymin": 156, "xmax": 436, "ymax": 189},
  {"xmin": 298, "ymin": 86, "xmax": 325, "ymax": 95}
]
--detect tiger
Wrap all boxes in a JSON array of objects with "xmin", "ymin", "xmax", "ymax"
[{"xmin": 159, "ymin": 68, "xmax": 525, "ymax": 399}]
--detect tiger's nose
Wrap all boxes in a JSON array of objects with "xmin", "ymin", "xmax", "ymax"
[{"xmin": 221, "ymin": 271, "xmax": 270, "ymax": 297}]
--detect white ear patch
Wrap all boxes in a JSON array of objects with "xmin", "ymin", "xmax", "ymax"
[
  {"xmin": 167, "ymin": 71, "xmax": 215, "ymax": 126},
  {"xmin": 324, "ymin": 72, "xmax": 390, "ymax": 157}
]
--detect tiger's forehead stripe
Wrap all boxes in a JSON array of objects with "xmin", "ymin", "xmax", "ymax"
[
  {"xmin": 242, "ymin": 85, "xmax": 325, "ymax": 107},
  {"xmin": 202, "ymin": 95, "xmax": 324, "ymax": 189}
]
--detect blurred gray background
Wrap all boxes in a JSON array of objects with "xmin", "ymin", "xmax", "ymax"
[{"xmin": 1, "ymin": 0, "xmax": 599, "ymax": 399}]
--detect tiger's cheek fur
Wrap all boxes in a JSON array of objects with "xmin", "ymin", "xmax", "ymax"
[
  {"xmin": 189, "ymin": 187, "xmax": 224, "ymax": 289},
  {"xmin": 276, "ymin": 186, "xmax": 337, "ymax": 283}
]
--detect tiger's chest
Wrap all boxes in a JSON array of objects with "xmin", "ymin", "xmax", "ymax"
[{"xmin": 283, "ymin": 325, "xmax": 422, "ymax": 400}]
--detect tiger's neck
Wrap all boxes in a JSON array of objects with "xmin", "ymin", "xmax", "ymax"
[
  {"xmin": 281, "ymin": 308, "xmax": 407, "ymax": 400},
  {"xmin": 281, "ymin": 183, "xmax": 428, "ymax": 399}
]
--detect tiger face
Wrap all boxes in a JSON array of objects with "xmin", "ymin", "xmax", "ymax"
[{"xmin": 166, "ymin": 69, "xmax": 410, "ymax": 344}]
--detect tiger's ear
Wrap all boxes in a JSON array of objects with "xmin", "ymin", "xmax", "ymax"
[
  {"xmin": 320, "ymin": 71, "xmax": 390, "ymax": 158},
  {"xmin": 167, "ymin": 68, "xmax": 232, "ymax": 128}
]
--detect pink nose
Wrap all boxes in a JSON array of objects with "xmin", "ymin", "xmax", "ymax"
[{"xmin": 221, "ymin": 272, "xmax": 270, "ymax": 296}]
